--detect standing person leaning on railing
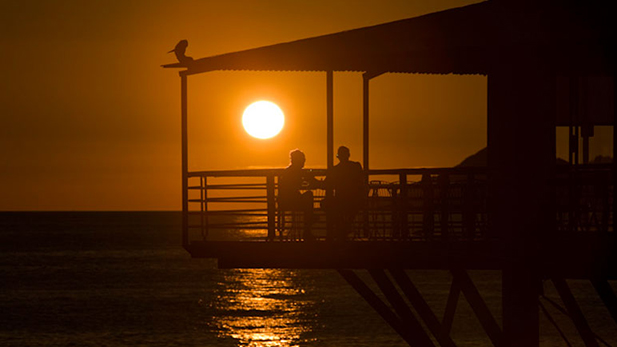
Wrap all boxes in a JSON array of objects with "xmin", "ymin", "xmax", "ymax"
[
  {"xmin": 278, "ymin": 149, "xmax": 320, "ymax": 241},
  {"xmin": 322, "ymin": 146, "xmax": 366, "ymax": 241}
]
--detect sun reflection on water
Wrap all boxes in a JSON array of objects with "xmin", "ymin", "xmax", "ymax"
[{"xmin": 209, "ymin": 269, "xmax": 317, "ymax": 346}]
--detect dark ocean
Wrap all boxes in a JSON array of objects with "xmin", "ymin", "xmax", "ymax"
[{"xmin": 1, "ymin": 212, "xmax": 615, "ymax": 346}]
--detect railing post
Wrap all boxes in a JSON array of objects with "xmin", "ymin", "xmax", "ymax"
[
  {"xmin": 267, "ymin": 174, "xmax": 276, "ymax": 241},
  {"xmin": 439, "ymin": 173, "xmax": 450, "ymax": 240},
  {"xmin": 463, "ymin": 173, "xmax": 476, "ymax": 240},
  {"xmin": 202, "ymin": 176, "xmax": 209, "ymax": 240},
  {"xmin": 422, "ymin": 173, "xmax": 434, "ymax": 240},
  {"xmin": 398, "ymin": 173, "xmax": 408, "ymax": 239}
]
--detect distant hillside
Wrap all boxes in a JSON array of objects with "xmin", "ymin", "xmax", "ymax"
[{"xmin": 456, "ymin": 148, "xmax": 487, "ymax": 167}]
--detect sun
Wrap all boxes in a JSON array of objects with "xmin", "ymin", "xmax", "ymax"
[{"xmin": 242, "ymin": 101, "xmax": 285, "ymax": 139}]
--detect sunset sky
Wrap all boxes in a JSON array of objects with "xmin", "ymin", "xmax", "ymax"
[{"xmin": 1, "ymin": 0, "xmax": 488, "ymax": 211}]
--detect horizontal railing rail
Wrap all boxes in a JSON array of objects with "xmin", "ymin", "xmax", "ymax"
[{"xmin": 183, "ymin": 165, "xmax": 613, "ymax": 244}]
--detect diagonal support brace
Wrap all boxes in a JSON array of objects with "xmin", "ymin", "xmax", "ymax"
[
  {"xmin": 369, "ymin": 269, "xmax": 436, "ymax": 347},
  {"xmin": 553, "ymin": 278, "xmax": 599, "ymax": 347},
  {"xmin": 338, "ymin": 269, "xmax": 418, "ymax": 346},
  {"xmin": 389, "ymin": 269, "xmax": 458, "ymax": 347},
  {"xmin": 591, "ymin": 278, "xmax": 617, "ymax": 325},
  {"xmin": 452, "ymin": 269, "xmax": 503, "ymax": 346}
]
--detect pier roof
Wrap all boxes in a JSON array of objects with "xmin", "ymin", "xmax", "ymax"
[{"xmin": 164, "ymin": 1, "xmax": 615, "ymax": 76}]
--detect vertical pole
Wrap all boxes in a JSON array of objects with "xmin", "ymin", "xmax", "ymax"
[
  {"xmin": 398, "ymin": 173, "xmax": 408, "ymax": 238},
  {"xmin": 422, "ymin": 173, "xmax": 434, "ymax": 240},
  {"xmin": 200, "ymin": 176, "xmax": 206, "ymax": 239},
  {"xmin": 613, "ymin": 74, "xmax": 616, "ymax": 235},
  {"xmin": 267, "ymin": 174, "xmax": 276, "ymax": 241},
  {"xmin": 326, "ymin": 71, "xmax": 334, "ymax": 240},
  {"xmin": 327, "ymin": 71, "xmax": 334, "ymax": 169},
  {"xmin": 203, "ymin": 176, "xmax": 209, "ymax": 239},
  {"xmin": 181, "ymin": 72, "xmax": 189, "ymax": 248},
  {"xmin": 363, "ymin": 73, "xmax": 370, "ymax": 171},
  {"xmin": 569, "ymin": 76, "xmax": 580, "ymax": 165},
  {"xmin": 488, "ymin": 59, "xmax": 553, "ymax": 346}
]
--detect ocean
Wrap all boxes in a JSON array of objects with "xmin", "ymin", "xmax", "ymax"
[{"xmin": 1, "ymin": 212, "xmax": 615, "ymax": 346}]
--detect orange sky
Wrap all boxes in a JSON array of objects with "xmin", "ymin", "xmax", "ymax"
[{"xmin": 1, "ymin": 0, "xmax": 487, "ymax": 211}]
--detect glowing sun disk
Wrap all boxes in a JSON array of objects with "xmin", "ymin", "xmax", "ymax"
[{"xmin": 242, "ymin": 101, "xmax": 285, "ymax": 139}]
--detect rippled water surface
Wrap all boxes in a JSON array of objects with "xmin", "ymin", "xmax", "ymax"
[{"xmin": 1, "ymin": 212, "xmax": 616, "ymax": 346}]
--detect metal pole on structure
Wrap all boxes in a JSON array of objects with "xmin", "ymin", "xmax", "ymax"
[
  {"xmin": 327, "ymin": 71, "xmax": 334, "ymax": 169},
  {"xmin": 613, "ymin": 74, "xmax": 616, "ymax": 237},
  {"xmin": 361, "ymin": 71, "xmax": 383, "ymax": 171},
  {"xmin": 326, "ymin": 71, "xmax": 334, "ymax": 240},
  {"xmin": 181, "ymin": 72, "xmax": 189, "ymax": 248},
  {"xmin": 362, "ymin": 73, "xmax": 369, "ymax": 171}
]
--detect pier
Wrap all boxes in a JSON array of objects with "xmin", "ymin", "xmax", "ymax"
[{"xmin": 164, "ymin": 1, "xmax": 616, "ymax": 345}]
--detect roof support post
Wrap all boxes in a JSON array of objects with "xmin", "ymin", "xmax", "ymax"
[
  {"xmin": 327, "ymin": 71, "xmax": 334, "ymax": 169},
  {"xmin": 180, "ymin": 72, "xmax": 189, "ymax": 248},
  {"xmin": 613, "ymin": 74, "xmax": 616, "ymax": 239},
  {"xmin": 362, "ymin": 71, "xmax": 385, "ymax": 171},
  {"xmin": 489, "ymin": 59, "xmax": 555, "ymax": 346},
  {"xmin": 362, "ymin": 73, "xmax": 369, "ymax": 171},
  {"xmin": 326, "ymin": 71, "xmax": 334, "ymax": 240}
]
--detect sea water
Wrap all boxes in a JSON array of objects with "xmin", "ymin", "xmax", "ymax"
[{"xmin": 1, "ymin": 212, "xmax": 615, "ymax": 346}]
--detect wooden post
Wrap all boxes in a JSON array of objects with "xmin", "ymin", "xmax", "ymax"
[{"xmin": 181, "ymin": 72, "xmax": 189, "ymax": 248}]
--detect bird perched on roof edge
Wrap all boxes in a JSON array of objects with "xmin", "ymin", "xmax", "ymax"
[{"xmin": 168, "ymin": 40, "xmax": 193, "ymax": 66}]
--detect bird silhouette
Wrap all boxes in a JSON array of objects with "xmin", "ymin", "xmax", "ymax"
[{"xmin": 168, "ymin": 40, "xmax": 193, "ymax": 66}]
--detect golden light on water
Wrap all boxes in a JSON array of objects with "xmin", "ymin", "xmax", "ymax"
[
  {"xmin": 211, "ymin": 269, "xmax": 316, "ymax": 346},
  {"xmin": 242, "ymin": 101, "xmax": 285, "ymax": 139}
]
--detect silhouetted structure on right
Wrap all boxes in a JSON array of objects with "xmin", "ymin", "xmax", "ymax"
[{"xmin": 165, "ymin": 1, "xmax": 616, "ymax": 346}]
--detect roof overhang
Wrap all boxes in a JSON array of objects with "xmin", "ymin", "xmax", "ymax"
[{"xmin": 163, "ymin": 1, "xmax": 616, "ymax": 76}]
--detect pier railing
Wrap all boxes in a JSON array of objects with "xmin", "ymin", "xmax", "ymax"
[
  {"xmin": 555, "ymin": 164, "xmax": 614, "ymax": 233},
  {"xmin": 184, "ymin": 165, "xmax": 613, "ymax": 246}
]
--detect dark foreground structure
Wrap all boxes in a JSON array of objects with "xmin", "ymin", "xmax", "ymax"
[{"xmin": 164, "ymin": 1, "xmax": 616, "ymax": 346}]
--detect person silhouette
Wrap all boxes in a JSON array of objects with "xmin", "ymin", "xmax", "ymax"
[
  {"xmin": 278, "ymin": 149, "xmax": 319, "ymax": 241},
  {"xmin": 323, "ymin": 146, "xmax": 365, "ymax": 241}
]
